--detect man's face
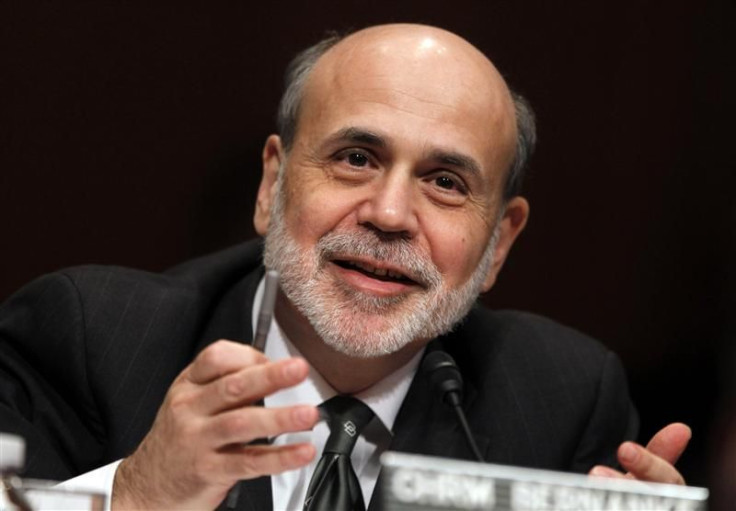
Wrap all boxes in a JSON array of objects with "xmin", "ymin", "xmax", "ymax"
[
  {"xmin": 263, "ymin": 169, "xmax": 500, "ymax": 358},
  {"xmin": 257, "ymin": 28, "xmax": 527, "ymax": 358}
]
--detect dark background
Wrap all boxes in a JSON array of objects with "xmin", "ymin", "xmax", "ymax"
[{"xmin": 2, "ymin": 0, "xmax": 734, "ymax": 499}]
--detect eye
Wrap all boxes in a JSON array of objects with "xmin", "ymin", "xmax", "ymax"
[
  {"xmin": 435, "ymin": 175, "xmax": 457, "ymax": 190},
  {"xmin": 329, "ymin": 148, "xmax": 378, "ymax": 182},
  {"xmin": 334, "ymin": 148, "xmax": 376, "ymax": 171},
  {"xmin": 430, "ymin": 173, "xmax": 467, "ymax": 194},
  {"xmin": 423, "ymin": 171, "xmax": 470, "ymax": 206},
  {"xmin": 347, "ymin": 152, "xmax": 369, "ymax": 167}
]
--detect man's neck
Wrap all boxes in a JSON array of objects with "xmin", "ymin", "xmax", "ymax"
[{"xmin": 274, "ymin": 292, "xmax": 425, "ymax": 395}]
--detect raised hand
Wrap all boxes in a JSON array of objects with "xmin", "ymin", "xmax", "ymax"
[
  {"xmin": 112, "ymin": 340, "xmax": 319, "ymax": 510},
  {"xmin": 590, "ymin": 422, "xmax": 691, "ymax": 485}
]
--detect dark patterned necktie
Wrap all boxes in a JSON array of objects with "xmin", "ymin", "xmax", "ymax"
[{"xmin": 303, "ymin": 396, "xmax": 375, "ymax": 511}]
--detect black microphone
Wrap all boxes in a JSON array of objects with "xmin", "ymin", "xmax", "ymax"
[{"xmin": 421, "ymin": 350, "xmax": 484, "ymax": 462}]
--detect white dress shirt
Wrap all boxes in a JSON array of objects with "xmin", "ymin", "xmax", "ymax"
[{"xmin": 56, "ymin": 277, "xmax": 423, "ymax": 511}]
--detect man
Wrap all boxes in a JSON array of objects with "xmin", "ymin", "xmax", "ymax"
[{"xmin": 0, "ymin": 24, "xmax": 689, "ymax": 510}]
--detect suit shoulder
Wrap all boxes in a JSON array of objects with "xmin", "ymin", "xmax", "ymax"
[
  {"xmin": 461, "ymin": 307, "xmax": 611, "ymax": 362},
  {"xmin": 1, "ymin": 240, "xmax": 264, "ymax": 348},
  {"xmin": 57, "ymin": 239, "xmax": 263, "ymax": 299},
  {"xmin": 447, "ymin": 306, "xmax": 622, "ymax": 394}
]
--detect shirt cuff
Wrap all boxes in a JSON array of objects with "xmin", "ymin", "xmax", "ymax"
[{"xmin": 54, "ymin": 459, "xmax": 122, "ymax": 511}]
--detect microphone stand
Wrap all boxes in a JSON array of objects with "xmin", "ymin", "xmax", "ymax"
[{"xmin": 421, "ymin": 350, "xmax": 484, "ymax": 463}]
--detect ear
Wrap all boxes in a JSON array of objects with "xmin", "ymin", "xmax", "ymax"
[
  {"xmin": 480, "ymin": 196, "xmax": 530, "ymax": 292},
  {"xmin": 254, "ymin": 135, "xmax": 284, "ymax": 236}
]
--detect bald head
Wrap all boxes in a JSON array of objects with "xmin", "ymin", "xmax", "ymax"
[
  {"xmin": 276, "ymin": 24, "xmax": 536, "ymax": 199},
  {"xmin": 314, "ymin": 24, "xmax": 512, "ymax": 108}
]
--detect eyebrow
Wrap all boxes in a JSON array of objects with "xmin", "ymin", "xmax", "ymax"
[
  {"xmin": 428, "ymin": 150, "xmax": 481, "ymax": 177},
  {"xmin": 325, "ymin": 127, "xmax": 388, "ymax": 148}
]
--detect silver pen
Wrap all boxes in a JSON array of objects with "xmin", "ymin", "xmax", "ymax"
[{"xmin": 253, "ymin": 270, "xmax": 279, "ymax": 352}]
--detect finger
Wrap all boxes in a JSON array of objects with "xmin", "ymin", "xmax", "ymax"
[
  {"xmin": 221, "ymin": 442, "xmax": 317, "ymax": 479},
  {"xmin": 589, "ymin": 465, "xmax": 628, "ymax": 479},
  {"xmin": 194, "ymin": 357, "xmax": 310, "ymax": 415},
  {"xmin": 187, "ymin": 340, "xmax": 269, "ymax": 384},
  {"xmin": 205, "ymin": 405, "xmax": 319, "ymax": 446},
  {"xmin": 617, "ymin": 442, "xmax": 686, "ymax": 485},
  {"xmin": 645, "ymin": 422, "xmax": 692, "ymax": 465}
]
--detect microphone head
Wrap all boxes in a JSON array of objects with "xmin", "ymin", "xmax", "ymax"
[{"xmin": 421, "ymin": 350, "xmax": 463, "ymax": 406}]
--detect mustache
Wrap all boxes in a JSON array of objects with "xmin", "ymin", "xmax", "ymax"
[{"xmin": 316, "ymin": 230, "xmax": 442, "ymax": 289}]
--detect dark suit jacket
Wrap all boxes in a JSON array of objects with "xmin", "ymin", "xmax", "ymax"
[{"xmin": 0, "ymin": 240, "xmax": 637, "ymax": 510}]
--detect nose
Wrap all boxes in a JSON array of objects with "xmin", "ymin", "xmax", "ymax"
[{"xmin": 356, "ymin": 171, "xmax": 419, "ymax": 238}]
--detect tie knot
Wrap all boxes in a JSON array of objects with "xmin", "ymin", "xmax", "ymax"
[{"xmin": 320, "ymin": 396, "xmax": 374, "ymax": 455}]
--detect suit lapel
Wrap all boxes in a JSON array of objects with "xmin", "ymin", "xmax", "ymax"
[
  {"xmin": 389, "ymin": 338, "xmax": 488, "ymax": 457},
  {"xmin": 367, "ymin": 337, "xmax": 490, "ymax": 510},
  {"xmin": 218, "ymin": 477, "xmax": 272, "ymax": 511},
  {"xmin": 195, "ymin": 265, "xmax": 264, "ymax": 353}
]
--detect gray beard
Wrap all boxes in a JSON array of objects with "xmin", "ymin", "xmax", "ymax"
[{"xmin": 263, "ymin": 177, "xmax": 499, "ymax": 358}]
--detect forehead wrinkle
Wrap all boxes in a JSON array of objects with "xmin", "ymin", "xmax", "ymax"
[
  {"xmin": 362, "ymin": 84, "xmax": 463, "ymax": 110},
  {"xmin": 354, "ymin": 98, "xmax": 457, "ymax": 123}
]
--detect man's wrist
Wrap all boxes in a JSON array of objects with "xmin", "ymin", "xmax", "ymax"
[{"xmin": 111, "ymin": 455, "xmax": 153, "ymax": 511}]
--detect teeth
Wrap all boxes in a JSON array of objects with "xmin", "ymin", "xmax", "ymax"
[
  {"xmin": 353, "ymin": 261, "xmax": 376, "ymax": 273},
  {"xmin": 348, "ymin": 261, "xmax": 404, "ymax": 280}
]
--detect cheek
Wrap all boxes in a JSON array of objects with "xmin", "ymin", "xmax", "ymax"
[
  {"xmin": 426, "ymin": 222, "xmax": 490, "ymax": 285},
  {"xmin": 282, "ymin": 181, "xmax": 360, "ymax": 245}
]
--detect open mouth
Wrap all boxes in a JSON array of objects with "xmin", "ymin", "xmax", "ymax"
[{"xmin": 332, "ymin": 259, "xmax": 417, "ymax": 285}]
